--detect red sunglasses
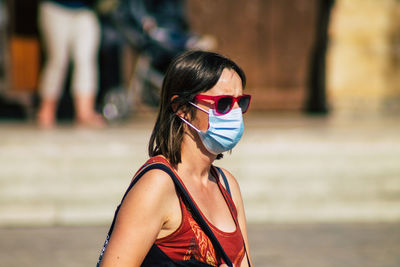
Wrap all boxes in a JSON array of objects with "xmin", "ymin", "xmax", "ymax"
[{"xmin": 194, "ymin": 94, "xmax": 251, "ymax": 115}]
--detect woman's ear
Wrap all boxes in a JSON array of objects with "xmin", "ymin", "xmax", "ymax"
[
  {"xmin": 171, "ymin": 95, "xmax": 189, "ymax": 119},
  {"xmin": 171, "ymin": 95, "xmax": 179, "ymax": 113}
]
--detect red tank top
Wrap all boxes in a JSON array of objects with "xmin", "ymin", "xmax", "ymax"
[{"xmin": 142, "ymin": 156, "xmax": 245, "ymax": 266}]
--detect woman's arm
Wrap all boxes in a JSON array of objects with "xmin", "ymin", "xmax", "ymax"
[
  {"xmin": 100, "ymin": 169, "xmax": 179, "ymax": 266},
  {"xmin": 220, "ymin": 168, "xmax": 253, "ymax": 267}
]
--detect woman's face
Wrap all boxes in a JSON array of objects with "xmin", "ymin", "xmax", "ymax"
[{"xmin": 192, "ymin": 68, "xmax": 244, "ymax": 131}]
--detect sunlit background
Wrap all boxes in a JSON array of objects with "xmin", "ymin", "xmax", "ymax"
[{"xmin": 0, "ymin": 0, "xmax": 399, "ymax": 266}]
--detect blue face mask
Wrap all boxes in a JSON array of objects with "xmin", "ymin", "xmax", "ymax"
[{"xmin": 179, "ymin": 102, "xmax": 244, "ymax": 155}]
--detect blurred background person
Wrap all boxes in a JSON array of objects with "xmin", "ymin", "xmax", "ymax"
[
  {"xmin": 96, "ymin": 0, "xmax": 217, "ymax": 120},
  {"xmin": 37, "ymin": 0, "xmax": 104, "ymax": 128}
]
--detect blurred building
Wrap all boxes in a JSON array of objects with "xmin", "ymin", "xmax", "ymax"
[
  {"xmin": 328, "ymin": 0, "xmax": 400, "ymax": 115},
  {"xmin": 7, "ymin": 0, "xmax": 40, "ymax": 94},
  {"xmin": 0, "ymin": 0, "xmax": 39, "ymax": 119},
  {"xmin": 2, "ymin": 0, "xmax": 400, "ymax": 116},
  {"xmin": 189, "ymin": 0, "xmax": 400, "ymax": 115},
  {"xmin": 188, "ymin": 0, "xmax": 319, "ymax": 111}
]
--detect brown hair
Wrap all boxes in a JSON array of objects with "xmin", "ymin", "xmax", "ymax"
[{"xmin": 148, "ymin": 50, "xmax": 246, "ymax": 166}]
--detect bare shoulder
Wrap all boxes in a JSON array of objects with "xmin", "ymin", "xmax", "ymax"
[
  {"xmin": 116, "ymin": 167, "xmax": 180, "ymax": 228},
  {"xmin": 131, "ymin": 168, "xmax": 176, "ymax": 192},
  {"xmin": 112, "ymin": 168, "xmax": 179, "ymax": 242},
  {"xmin": 100, "ymin": 168, "xmax": 179, "ymax": 265},
  {"xmin": 124, "ymin": 168, "xmax": 177, "ymax": 204},
  {"xmin": 217, "ymin": 167, "xmax": 240, "ymax": 187},
  {"xmin": 215, "ymin": 167, "xmax": 243, "ymax": 204}
]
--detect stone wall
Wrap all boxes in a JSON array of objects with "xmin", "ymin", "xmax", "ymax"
[{"xmin": 327, "ymin": 0, "xmax": 400, "ymax": 115}]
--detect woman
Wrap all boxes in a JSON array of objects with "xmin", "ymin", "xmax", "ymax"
[{"xmin": 99, "ymin": 51, "xmax": 253, "ymax": 266}]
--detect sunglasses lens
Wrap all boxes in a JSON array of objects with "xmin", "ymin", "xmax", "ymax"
[
  {"xmin": 216, "ymin": 97, "xmax": 233, "ymax": 114},
  {"xmin": 238, "ymin": 96, "xmax": 250, "ymax": 113}
]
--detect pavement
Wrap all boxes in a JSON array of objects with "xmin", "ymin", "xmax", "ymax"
[
  {"xmin": 0, "ymin": 223, "xmax": 399, "ymax": 267},
  {"xmin": 1, "ymin": 111, "xmax": 400, "ymax": 266}
]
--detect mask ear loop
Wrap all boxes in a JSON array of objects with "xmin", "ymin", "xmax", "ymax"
[
  {"xmin": 177, "ymin": 101, "xmax": 211, "ymax": 133},
  {"xmin": 178, "ymin": 116, "xmax": 201, "ymax": 133},
  {"xmin": 189, "ymin": 101, "xmax": 210, "ymax": 114}
]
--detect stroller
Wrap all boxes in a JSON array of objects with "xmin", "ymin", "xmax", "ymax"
[{"xmin": 97, "ymin": 0, "xmax": 216, "ymax": 120}]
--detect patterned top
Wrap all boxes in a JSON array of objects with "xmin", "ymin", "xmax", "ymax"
[{"xmin": 142, "ymin": 156, "xmax": 246, "ymax": 266}]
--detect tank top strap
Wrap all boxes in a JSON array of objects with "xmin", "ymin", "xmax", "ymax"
[
  {"xmin": 131, "ymin": 155, "xmax": 171, "ymax": 182},
  {"xmin": 210, "ymin": 166, "xmax": 239, "ymax": 226}
]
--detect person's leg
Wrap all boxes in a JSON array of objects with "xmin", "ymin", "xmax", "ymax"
[
  {"xmin": 37, "ymin": 2, "xmax": 72, "ymax": 128},
  {"xmin": 71, "ymin": 9, "xmax": 104, "ymax": 127}
]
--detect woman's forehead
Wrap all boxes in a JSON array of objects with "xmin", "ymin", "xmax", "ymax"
[{"xmin": 207, "ymin": 69, "xmax": 243, "ymax": 95}]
